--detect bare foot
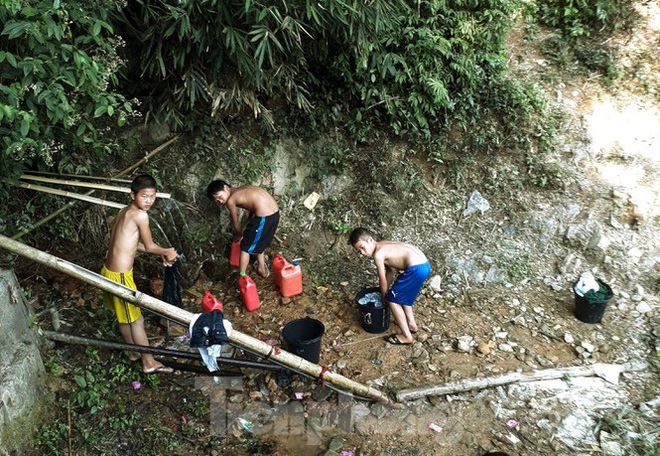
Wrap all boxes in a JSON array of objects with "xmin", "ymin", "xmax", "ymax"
[{"xmin": 257, "ymin": 264, "xmax": 270, "ymax": 278}]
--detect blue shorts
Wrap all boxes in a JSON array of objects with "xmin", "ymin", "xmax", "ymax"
[
  {"xmin": 241, "ymin": 211, "xmax": 279, "ymax": 255},
  {"xmin": 386, "ymin": 261, "xmax": 431, "ymax": 306}
]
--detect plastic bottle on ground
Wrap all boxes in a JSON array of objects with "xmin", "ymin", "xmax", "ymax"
[
  {"xmin": 272, "ymin": 252, "xmax": 288, "ymax": 289},
  {"xmin": 239, "ymin": 272, "xmax": 261, "ymax": 311},
  {"xmin": 229, "ymin": 238, "xmax": 241, "ymax": 267},
  {"xmin": 280, "ymin": 261, "xmax": 303, "ymax": 298}
]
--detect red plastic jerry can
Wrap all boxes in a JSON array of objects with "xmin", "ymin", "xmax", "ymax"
[
  {"xmin": 202, "ymin": 290, "xmax": 224, "ymax": 313},
  {"xmin": 280, "ymin": 262, "xmax": 303, "ymax": 298},
  {"xmin": 272, "ymin": 252, "xmax": 288, "ymax": 289},
  {"xmin": 229, "ymin": 238, "xmax": 242, "ymax": 267},
  {"xmin": 239, "ymin": 272, "xmax": 261, "ymax": 312}
]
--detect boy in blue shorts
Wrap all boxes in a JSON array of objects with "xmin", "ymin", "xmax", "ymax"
[
  {"xmin": 206, "ymin": 180, "xmax": 279, "ymax": 278},
  {"xmin": 348, "ymin": 228, "xmax": 431, "ymax": 345}
]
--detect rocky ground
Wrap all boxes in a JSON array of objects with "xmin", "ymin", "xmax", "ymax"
[{"xmin": 18, "ymin": 4, "xmax": 660, "ymax": 456}]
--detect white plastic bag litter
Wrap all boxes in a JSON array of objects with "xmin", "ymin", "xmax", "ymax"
[
  {"xmin": 575, "ymin": 271, "xmax": 599, "ymax": 296},
  {"xmin": 463, "ymin": 190, "xmax": 490, "ymax": 216}
]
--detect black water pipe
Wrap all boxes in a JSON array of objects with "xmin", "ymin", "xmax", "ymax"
[{"xmin": 42, "ymin": 330, "xmax": 283, "ymax": 372}]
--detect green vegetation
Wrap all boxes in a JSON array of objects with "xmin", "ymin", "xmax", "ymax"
[
  {"xmin": 35, "ymin": 347, "xmax": 210, "ymax": 455},
  {"xmin": 0, "ymin": 0, "xmax": 135, "ymax": 179},
  {"xmin": 597, "ymin": 406, "xmax": 660, "ymax": 456}
]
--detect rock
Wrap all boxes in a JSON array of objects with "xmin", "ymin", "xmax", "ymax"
[
  {"xmin": 328, "ymin": 437, "xmax": 343, "ymax": 452},
  {"xmin": 417, "ymin": 333, "xmax": 429, "ymax": 343},
  {"xmin": 456, "ymin": 336, "xmax": 473, "ymax": 352},
  {"xmin": 536, "ymin": 355, "xmax": 554, "ymax": 368},
  {"xmin": 564, "ymin": 332, "xmax": 574, "ymax": 344},
  {"xmin": 477, "ymin": 341, "xmax": 491, "ymax": 355},
  {"xmin": 581, "ymin": 341, "xmax": 595, "ymax": 352},
  {"xmin": 631, "ymin": 294, "xmax": 643, "ymax": 302},
  {"xmin": 600, "ymin": 431, "xmax": 624, "ymax": 456},
  {"xmin": 636, "ymin": 302, "xmax": 652, "ymax": 313},
  {"xmin": 498, "ymin": 343, "xmax": 514, "ymax": 353}
]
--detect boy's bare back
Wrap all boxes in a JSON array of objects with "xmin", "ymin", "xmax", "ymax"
[
  {"xmin": 374, "ymin": 241, "xmax": 427, "ymax": 271},
  {"xmin": 227, "ymin": 185, "xmax": 278, "ymax": 217},
  {"xmin": 105, "ymin": 205, "xmax": 147, "ymax": 273}
]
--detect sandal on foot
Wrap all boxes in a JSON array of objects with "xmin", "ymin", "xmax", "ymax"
[
  {"xmin": 143, "ymin": 365, "xmax": 173, "ymax": 375},
  {"xmin": 384, "ymin": 334, "xmax": 413, "ymax": 346}
]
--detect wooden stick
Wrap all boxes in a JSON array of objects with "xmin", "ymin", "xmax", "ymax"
[
  {"xmin": 0, "ymin": 234, "xmax": 392, "ymax": 405},
  {"xmin": 11, "ymin": 181, "xmax": 125, "ymax": 209},
  {"xmin": 11, "ymin": 135, "xmax": 181, "ymax": 240},
  {"xmin": 396, "ymin": 363, "xmax": 628, "ymax": 402},
  {"xmin": 19, "ymin": 174, "xmax": 171, "ymax": 198},
  {"xmin": 67, "ymin": 398, "xmax": 72, "ymax": 456}
]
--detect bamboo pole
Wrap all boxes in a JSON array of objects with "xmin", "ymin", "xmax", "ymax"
[
  {"xmin": 396, "ymin": 363, "xmax": 627, "ymax": 402},
  {"xmin": 22, "ymin": 170, "xmax": 132, "ymax": 183},
  {"xmin": 0, "ymin": 234, "xmax": 392, "ymax": 404},
  {"xmin": 11, "ymin": 134, "xmax": 181, "ymax": 240},
  {"xmin": 10, "ymin": 181, "xmax": 126, "ymax": 209},
  {"xmin": 19, "ymin": 174, "xmax": 171, "ymax": 199}
]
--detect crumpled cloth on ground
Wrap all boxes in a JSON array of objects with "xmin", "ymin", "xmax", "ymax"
[{"xmin": 189, "ymin": 310, "xmax": 232, "ymax": 371}]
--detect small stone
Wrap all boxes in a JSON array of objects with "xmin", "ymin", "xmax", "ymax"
[
  {"xmin": 498, "ymin": 343, "xmax": 514, "ymax": 353},
  {"xmin": 456, "ymin": 336, "xmax": 473, "ymax": 352},
  {"xmin": 636, "ymin": 302, "xmax": 652, "ymax": 313},
  {"xmin": 417, "ymin": 333, "xmax": 429, "ymax": 343},
  {"xmin": 339, "ymin": 281, "xmax": 349, "ymax": 287},
  {"xmin": 477, "ymin": 341, "xmax": 491, "ymax": 355},
  {"xmin": 631, "ymin": 294, "xmax": 643, "ymax": 302},
  {"xmin": 249, "ymin": 391, "xmax": 262, "ymax": 400},
  {"xmin": 581, "ymin": 341, "xmax": 595, "ymax": 352},
  {"xmin": 328, "ymin": 437, "xmax": 343, "ymax": 452},
  {"xmin": 564, "ymin": 332, "xmax": 574, "ymax": 344}
]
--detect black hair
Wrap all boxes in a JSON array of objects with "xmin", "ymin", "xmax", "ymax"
[
  {"xmin": 206, "ymin": 179, "xmax": 230, "ymax": 200},
  {"xmin": 130, "ymin": 174, "xmax": 157, "ymax": 194},
  {"xmin": 347, "ymin": 227, "xmax": 373, "ymax": 246}
]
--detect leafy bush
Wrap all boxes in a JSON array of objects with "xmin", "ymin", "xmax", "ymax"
[
  {"xmin": 114, "ymin": 0, "xmax": 405, "ymax": 130},
  {"xmin": 0, "ymin": 0, "xmax": 135, "ymax": 178},
  {"xmin": 335, "ymin": 0, "xmax": 523, "ymax": 138},
  {"xmin": 537, "ymin": 0, "xmax": 634, "ymax": 38}
]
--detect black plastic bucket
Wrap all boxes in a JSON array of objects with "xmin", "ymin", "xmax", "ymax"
[
  {"xmin": 282, "ymin": 318, "xmax": 325, "ymax": 363},
  {"xmin": 573, "ymin": 279, "xmax": 613, "ymax": 324},
  {"xmin": 355, "ymin": 287, "xmax": 390, "ymax": 334}
]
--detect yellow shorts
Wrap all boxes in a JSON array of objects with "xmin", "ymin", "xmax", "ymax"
[{"xmin": 100, "ymin": 266, "xmax": 142, "ymax": 324}]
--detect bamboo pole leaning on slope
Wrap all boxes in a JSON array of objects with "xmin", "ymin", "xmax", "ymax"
[
  {"xmin": 19, "ymin": 174, "xmax": 171, "ymax": 199},
  {"xmin": 10, "ymin": 181, "xmax": 126, "ymax": 209},
  {"xmin": 0, "ymin": 234, "xmax": 392, "ymax": 405},
  {"xmin": 20, "ymin": 170, "xmax": 132, "ymax": 183},
  {"xmin": 11, "ymin": 134, "xmax": 181, "ymax": 240}
]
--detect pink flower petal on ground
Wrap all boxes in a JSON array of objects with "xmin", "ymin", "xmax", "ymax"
[{"xmin": 131, "ymin": 381, "xmax": 141, "ymax": 390}]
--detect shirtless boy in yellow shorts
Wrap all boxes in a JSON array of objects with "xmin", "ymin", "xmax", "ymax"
[{"xmin": 101, "ymin": 174, "xmax": 178, "ymax": 374}]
